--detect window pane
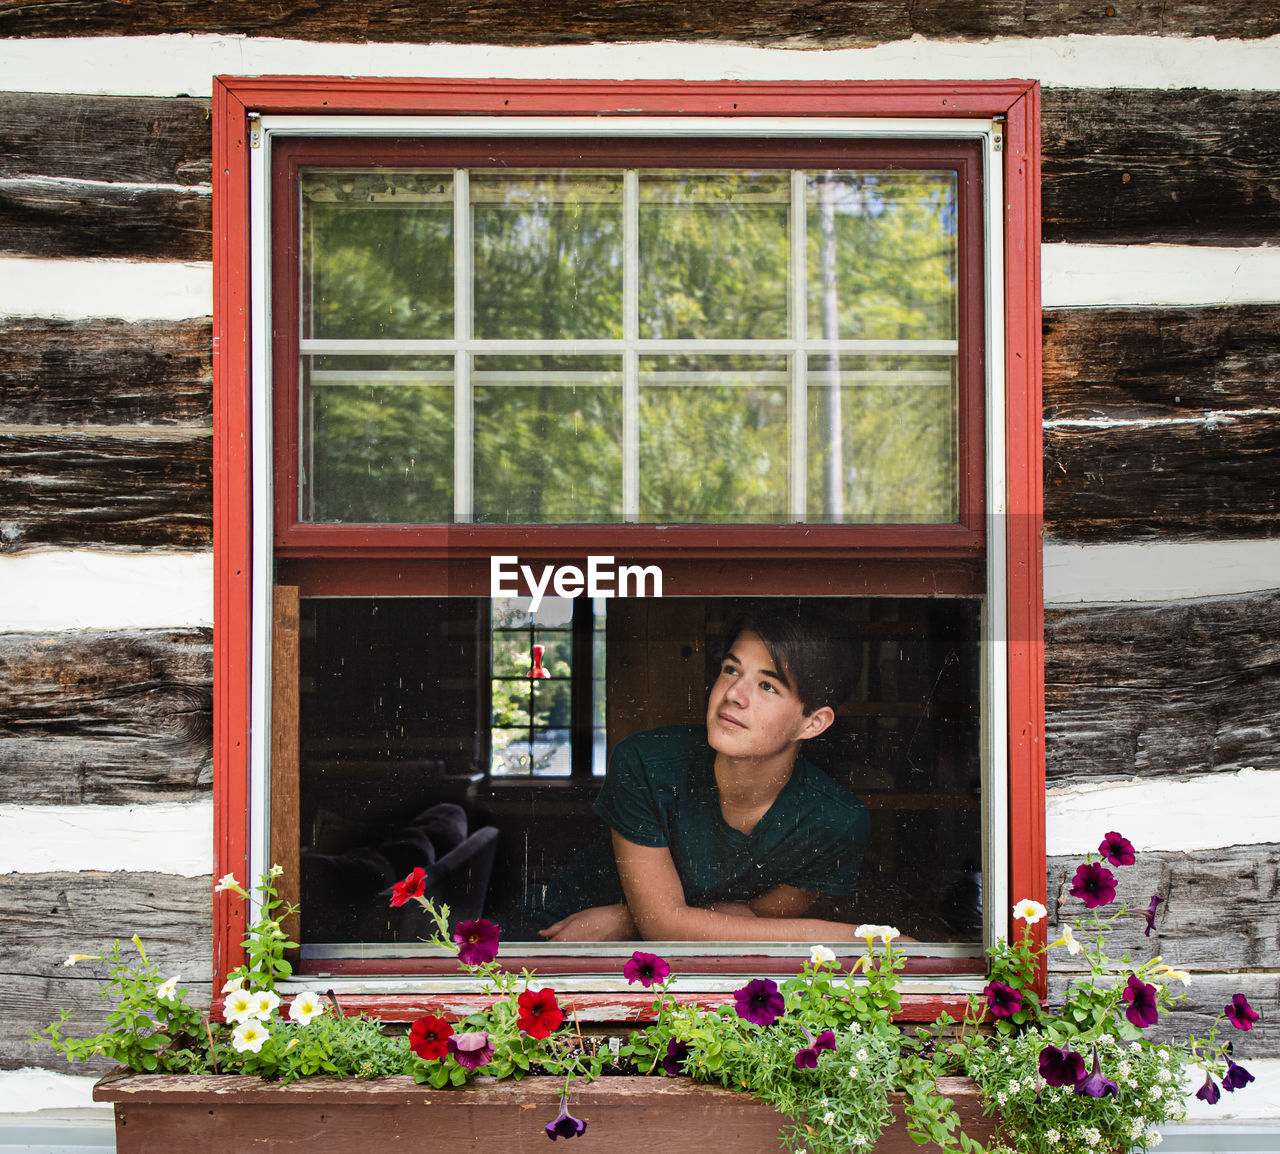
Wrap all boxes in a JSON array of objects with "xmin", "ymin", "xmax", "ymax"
[
  {"xmin": 639, "ymin": 355, "xmax": 790, "ymax": 522},
  {"xmin": 303, "ymin": 355, "xmax": 454, "ymax": 523},
  {"xmin": 639, "ymin": 172, "xmax": 789, "ymax": 340},
  {"xmin": 472, "ymin": 356, "xmax": 623, "ymax": 523},
  {"xmin": 806, "ymin": 171, "xmax": 957, "ymax": 341},
  {"xmin": 472, "ymin": 171, "xmax": 624, "ymax": 340},
  {"xmin": 302, "ymin": 170, "xmax": 453, "ymax": 340},
  {"xmin": 806, "ymin": 356, "xmax": 958, "ymax": 523}
]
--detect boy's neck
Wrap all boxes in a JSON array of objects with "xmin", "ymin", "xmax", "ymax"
[{"xmin": 713, "ymin": 744, "xmax": 801, "ymax": 810}]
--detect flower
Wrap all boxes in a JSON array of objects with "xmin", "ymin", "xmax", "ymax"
[
  {"xmin": 390, "ymin": 867, "xmax": 427, "ymax": 908},
  {"xmin": 231, "ymin": 1020, "xmax": 269, "ymax": 1054},
  {"xmin": 1224, "ymin": 993, "xmax": 1261, "ymax": 1031},
  {"xmin": 1049, "ymin": 925, "xmax": 1082, "ymax": 955},
  {"xmin": 223, "ymin": 988, "xmax": 255, "ymax": 1024},
  {"xmin": 1099, "ymin": 831, "xmax": 1136, "ymax": 867},
  {"xmin": 1122, "ymin": 974, "xmax": 1160, "ymax": 1029},
  {"xmin": 661, "ymin": 1038, "xmax": 691, "ymax": 1077},
  {"xmin": 221, "ymin": 974, "xmax": 245, "ymax": 994},
  {"xmin": 1069, "ymin": 861, "xmax": 1117, "ymax": 908},
  {"xmin": 62, "ymin": 953, "xmax": 101, "ymax": 967},
  {"xmin": 447, "ymin": 1030, "xmax": 495, "ymax": 1070},
  {"xmin": 1222, "ymin": 1059, "xmax": 1255, "ymax": 1092},
  {"xmin": 809, "ymin": 944, "xmax": 837, "ymax": 966},
  {"xmin": 822, "ymin": 1111, "xmax": 836, "ymax": 1125},
  {"xmin": 1074, "ymin": 1047, "xmax": 1119, "ymax": 1098},
  {"xmin": 853, "ymin": 923, "xmax": 897, "ymax": 942},
  {"xmin": 1144, "ymin": 894, "xmax": 1165, "ymax": 936},
  {"xmin": 288, "ymin": 991, "xmax": 325, "ymax": 1025},
  {"xmin": 982, "ymin": 981, "xmax": 1022, "ymax": 1019},
  {"xmin": 545, "ymin": 1096, "xmax": 586, "ymax": 1140},
  {"xmin": 269, "ymin": 863, "xmax": 284, "ymax": 877},
  {"xmin": 408, "ymin": 1014, "xmax": 454, "ymax": 1061},
  {"xmin": 214, "ymin": 872, "xmax": 242, "ymax": 894},
  {"xmin": 155, "ymin": 975, "xmax": 180, "ymax": 1002},
  {"xmin": 794, "ymin": 1029, "xmax": 837, "ymax": 1068},
  {"xmin": 623, "ymin": 951, "xmax": 670, "ymax": 988},
  {"xmin": 517, "ymin": 988, "xmax": 565, "ymax": 1039},
  {"xmin": 1038, "ymin": 1044, "xmax": 1086, "ymax": 1088},
  {"xmin": 733, "ymin": 978, "xmax": 785, "ymax": 1027},
  {"xmin": 1012, "ymin": 898, "xmax": 1048, "ymax": 925},
  {"xmin": 249, "ymin": 989, "xmax": 281, "ymax": 1021},
  {"xmin": 1195, "ymin": 1072, "xmax": 1221, "ymax": 1104},
  {"xmin": 453, "ymin": 918, "xmax": 501, "ymax": 966}
]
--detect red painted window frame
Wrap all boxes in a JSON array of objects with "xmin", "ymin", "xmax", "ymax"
[{"xmin": 212, "ymin": 76, "xmax": 1044, "ymax": 1013}]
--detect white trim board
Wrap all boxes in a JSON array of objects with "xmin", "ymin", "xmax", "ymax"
[
  {"xmin": 0, "ymin": 802, "xmax": 212, "ymax": 875},
  {"xmin": 1045, "ymin": 540, "xmax": 1280, "ymax": 605},
  {"xmin": 1, "ymin": 33, "xmax": 1279, "ymax": 98},
  {"xmin": 0, "ymin": 257, "xmax": 212, "ymax": 321},
  {"xmin": 0, "ymin": 552, "xmax": 212, "ymax": 633},
  {"xmin": 1047, "ymin": 769, "xmax": 1280, "ymax": 856},
  {"xmin": 0, "ymin": 1071, "xmax": 103, "ymax": 1116}
]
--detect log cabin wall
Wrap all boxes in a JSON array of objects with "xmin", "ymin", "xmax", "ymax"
[{"xmin": 1, "ymin": 3, "xmax": 1277, "ymax": 1126}]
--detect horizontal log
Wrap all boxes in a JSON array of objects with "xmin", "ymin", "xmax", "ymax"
[
  {"xmin": 1042, "ymin": 90, "xmax": 1280, "ymax": 246},
  {"xmin": 0, "ymin": 870, "xmax": 211, "ymax": 1072},
  {"xmin": 0, "ymin": 176, "xmax": 210, "ymax": 260},
  {"xmin": 0, "ymin": 428, "xmax": 211, "ymax": 551},
  {"xmin": 1045, "ymin": 590, "xmax": 1280, "ymax": 782},
  {"xmin": 0, "ymin": 0, "xmax": 1275, "ymax": 42},
  {"xmin": 1046, "ymin": 846, "xmax": 1280, "ymax": 972},
  {"xmin": 0, "ymin": 318, "xmax": 211, "ymax": 426},
  {"xmin": 0, "ymin": 630, "xmax": 212, "ymax": 804}
]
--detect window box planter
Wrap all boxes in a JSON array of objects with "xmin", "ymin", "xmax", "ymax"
[{"xmin": 94, "ymin": 1071, "xmax": 994, "ymax": 1153}]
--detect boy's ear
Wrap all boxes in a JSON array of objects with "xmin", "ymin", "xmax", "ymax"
[{"xmin": 798, "ymin": 705, "xmax": 835, "ymax": 741}]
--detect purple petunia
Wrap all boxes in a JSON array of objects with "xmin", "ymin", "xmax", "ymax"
[
  {"xmin": 1038, "ymin": 1044, "xmax": 1086, "ymax": 1088},
  {"xmin": 1222, "ymin": 1059, "xmax": 1255, "ymax": 1092},
  {"xmin": 1143, "ymin": 894, "xmax": 1165, "ymax": 937},
  {"xmin": 1070, "ymin": 861, "xmax": 1118, "ymax": 909},
  {"xmin": 794, "ymin": 1028, "xmax": 837, "ymax": 1068},
  {"xmin": 1225, "ymin": 993, "xmax": 1261, "ymax": 1031},
  {"xmin": 447, "ymin": 1031, "xmax": 495, "ymax": 1071},
  {"xmin": 623, "ymin": 951, "xmax": 671, "ymax": 989},
  {"xmin": 453, "ymin": 918, "xmax": 500, "ymax": 966},
  {"xmin": 1196, "ymin": 1072, "xmax": 1221, "ymax": 1105},
  {"xmin": 733, "ymin": 978, "xmax": 785, "ymax": 1027},
  {"xmin": 1099, "ymin": 831, "xmax": 1136, "ymax": 867},
  {"xmin": 1074, "ymin": 1047, "xmax": 1119, "ymax": 1098},
  {"xmin": 661, "ymin": 1038, "xmax": 692, "ymax": 1077},
  {"xmin": 982, "ymin": 981, "xmax": 1023, "ymax": 1019},
  {"xmin": 1123, "ymin": 973, "xmax": 1160, "ymax": 1029},
  {"xmin": 545, "ymin": 1096, "xmax": 587, "ymax": 1141}
]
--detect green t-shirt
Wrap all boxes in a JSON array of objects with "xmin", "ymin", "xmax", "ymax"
[{"xmin": 525, "ymin": 726, "xmax": 869, "ymax": 924}]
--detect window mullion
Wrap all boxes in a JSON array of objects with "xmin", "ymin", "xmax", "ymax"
[
  {"xmin": 622, "ymin": 169, "xmax": 640, "ymax": 522},
  {"xmin": 454, "ymin": 168, "xmax": 473, "ymax": 523},
  {"xmin": 789, "ymin": 170, "xmax": 809, "ymax": 523}
]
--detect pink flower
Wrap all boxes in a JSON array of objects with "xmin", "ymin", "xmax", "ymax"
[
  {"xmin": 1098, "ymin": 832, "xmax": 1136, "ymax": 867},
  {"xmin": 623, "ymin": 951, "xmax": 671, "ymax": 988},
  {"xmin": 1225, "ymin": 993, "xmax": 1261, "ymax": 1031},
  {"xmin": 453, "ymin": 918, "xmax": 500, "ymax": 966},
  {"xmin": 447, "ymin": 1031, "xmax": 494, "ymax": 1070},
  {"xmin": 983, "ymin": 980, "xmax": 1022, "ymax": 1019},
  {"xmin": 1069, "ymin": 861, "xmax": 1117, "ymax": 908}
]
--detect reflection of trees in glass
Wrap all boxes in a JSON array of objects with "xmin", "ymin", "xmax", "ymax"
[
  {"xmin": 640, "ymin": 172, "xmax": 789, "ymax": 340},
  {"xmin": 490, "ymin": 599, "xmax": 574, "ymax": 777},
  {"xmin": 473, "ymin": 172, "xmax": 623, "ymax": 340}
]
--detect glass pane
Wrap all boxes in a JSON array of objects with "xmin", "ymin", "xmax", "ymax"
[
  {"xmin": 303, "ymin": 356, "xmax": 454, "ymax": 523},
  {"xmin": 473, "ymin": 356, "xmax": 623, "ymax": 523},
  {"xmin": 806, "ymin": 171, "xmax": 957, "ymax": 341},
  {"xmin": 302, "ymin": 170, "xmax": 453, "ymax": 340},
  {"xmin": 638, "ymin": 355, "xmax": 790, "ymax": 522},
  {"xmin": 806, "ymin": 355, "xmax": 957, "ymax": 523},
  {"xmin": 472, "ymin": 171, "xmax": 624, "ymax": 340},
  {"xmin": 639, "ymin": 172, "xmax": 789, "ymax": 340}
]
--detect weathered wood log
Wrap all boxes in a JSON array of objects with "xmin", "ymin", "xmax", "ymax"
[
  {"xmin": 1047, "ymin": 846, "xmax": 1280, "ymax": 972},
  {"xmin": 0, "ymin": 176, "xmax": 211, "ymax": 260},
  {"xmin": 0, "ymin": 630, "xmax": 212, "ymax": 804},
  {"xmin": 1045, "ymin": 590, "xmax": 1280, "ymax": 782},
  {"xmin": 0, "ymin": 318, "xmax": 211, "ymax": 426},
  {"xmin": 0, "ymin": 0, "xmax": 1275, "ymax": 42},
  {"xmin": 0, "ymin": 428, "xmax": 211, "ymax": 551},
  {"xmin": 0, "ymin": 870, "xmax": 211, "ymax": 1072},
  {"xmin": 1042, "ymin": 90, "xmax": 1280, "ymax": 245}
]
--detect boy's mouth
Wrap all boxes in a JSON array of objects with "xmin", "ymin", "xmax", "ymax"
[{"xmin": 715, "ymin": 711, "xmax": 747, "ymax": 730}]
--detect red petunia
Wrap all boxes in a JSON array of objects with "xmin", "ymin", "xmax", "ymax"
[
  {"xmin": 516, "ymin": 987, "xmax": 565, "ymax": 1039},
  {"xmin": 408, "ymin": 1014, "xmax": 453, "ymax": 1061},
  {"xmin": 390, "ymin": 867, "xmax": 427, "ymax": 908}
]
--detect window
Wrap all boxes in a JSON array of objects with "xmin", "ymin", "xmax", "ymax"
[{"xmin": 213, "ymin": 79, "xmax": 1043, "ymax": 1009}]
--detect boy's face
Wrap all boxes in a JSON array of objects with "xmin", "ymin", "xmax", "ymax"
[{"xmin": 705, "ymin": 630, "xmax": 833, "ymax": 761}]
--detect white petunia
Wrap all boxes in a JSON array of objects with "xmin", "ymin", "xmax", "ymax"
[
  {"xmin": 1050, "ymin": 925, "xmax": 1082, "ymax": 955},
  {"xmin": 214, "ymin": 873, "xmax": 242, "ymax": 893},
  {"xmin": 155, "ymin": 975, "xmax": 180, "ymax": 1002},
  {"xmin": 854, "ymin": 923, "xmax": 895, "ymax": 941},
  {"xmin": 1012, "ymin": 898, "xmax": 1047, "ymax": 925},
  {"xmin": 63, "ymin": 954, "xmax": 100, "ymax": 967},
  {"xmin": 249, "ymin": 990, "xmax": 281, "ymax": 1020},
  {"xmin": 223, "ymin": 989, "xmax": 255, "ymax": 1024},
  {"xmin": 269, "ymin": 863, "xmax": 284, "ymax": 877},
  {"xmin": 231, "ymin": 1020, "xmax": 269, "ymax": 1054},
  {"xmin": 809, "ymin": 944, "xmax": 837, "ymax": 966},
  {"xmin": 222, "ymin": 974, "xmax": 246, "ymax": 995},
  {"xmin": 288, "ymin": 991, "xmax": 325, "ymax": 1026}
]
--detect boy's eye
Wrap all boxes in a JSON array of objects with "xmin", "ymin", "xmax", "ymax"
[{"xmin": 760, "ymin": 681, "xmax": 778, "ymax": 694}]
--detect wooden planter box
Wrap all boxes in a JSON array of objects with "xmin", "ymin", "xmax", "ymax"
[{"xmin": 94, "ymin": 1071, "xmax": 994, "ymax": 1153}]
